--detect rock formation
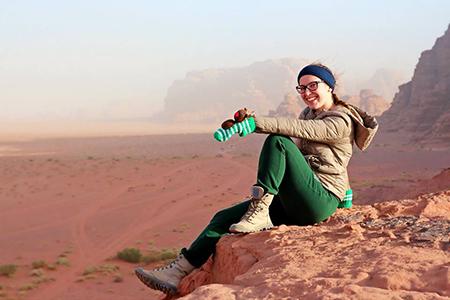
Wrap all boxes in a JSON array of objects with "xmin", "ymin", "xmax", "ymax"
[
  {"xmin": 267, "ymin": 92, "xmax": 305, "ymax": 118},
  {"xmin": 357, "ymin": 69, "xmax": 408, "ymax": 103},
  {"xmin": 176, "ymin": 190, "xmax": 449, "ymax": 299},
  {"xmin": 379, "ymin": 24, "xmax": 450, "ymax": 147},
  {"xmin": 342, "ymin": 89, "xmax": 390, "ymax": 116},
  {"xmin": 269, "ymin": 88, "xmax": 389, "ymax": 118},
  {"xmin": 160, "ymin": 58, "xmax": 309, "ymax": 123}
]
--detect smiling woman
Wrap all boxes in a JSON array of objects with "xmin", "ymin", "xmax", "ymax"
[
  {"xmin": 296, "ymin": 64, "xmax": 351, "ymax": 112},
  {"xmin": 134, "ymin": 63, "xmax": 380, "ymax": 296}
]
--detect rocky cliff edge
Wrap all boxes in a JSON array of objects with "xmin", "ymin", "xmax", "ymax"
[{"xmin": 175, "ymin": 190, "xmax": 449, "ymax": 299}]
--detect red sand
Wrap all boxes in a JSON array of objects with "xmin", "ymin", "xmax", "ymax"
[{"xmin": 0, "ymin": 134, "xmax": 448, "ymax": 300}]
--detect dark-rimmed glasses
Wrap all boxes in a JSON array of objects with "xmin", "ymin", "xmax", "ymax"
[{"xmin": 296, "ymin": 81, "xmax": 323, "ymax": 94}]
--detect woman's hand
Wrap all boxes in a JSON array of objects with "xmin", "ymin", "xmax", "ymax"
[
  {"xmin": 214, "ymin": 117, "xmax": 256, "ymax": 142},
  {"xmin": 214, "ymin": 108, "xmax": 256, "ymax": 142},
  {"xmin": 220, "ymin": 108, "xmax": 255, "ymax": 130}
]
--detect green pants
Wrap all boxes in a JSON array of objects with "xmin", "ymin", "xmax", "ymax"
[{"xmin": 182, "ymin": 134, "xmax": 339, "ymax": 267}]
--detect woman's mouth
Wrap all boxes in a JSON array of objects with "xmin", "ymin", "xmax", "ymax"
[{"xmin": 305, "ymin": 96, "xmax": 318, "ymax": 103}]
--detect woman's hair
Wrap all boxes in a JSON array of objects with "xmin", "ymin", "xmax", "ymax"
[
  {"xmin": 308, "ymin": 63, "xmax": 352, "ymax": 110},
  {"xmin": 332, "ymin": 93, "xmax": 351, "ymax": 109}
]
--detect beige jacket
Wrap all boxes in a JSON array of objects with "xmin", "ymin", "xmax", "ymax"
[{"xmin": 254, "ymin": 105, "xmax": 378, "ymax": 200}]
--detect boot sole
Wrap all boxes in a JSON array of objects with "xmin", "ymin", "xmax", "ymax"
[
  {"xmin": 134, "ymin": 267, "xmax": 177, "ymax": 295},
  {"xmin": 229, "ymin": 225, "xmax": 273, "ymax": 233}
]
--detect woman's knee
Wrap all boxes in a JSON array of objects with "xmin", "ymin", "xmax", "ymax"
[
  {"xmin": 263, "ymin": 134, "xmax": 294, "ymax": 150},
  {"xmin": 211, "ymin": 208, "xmax": 230, "ymax": 222},
  {"xmin": 265, "ymin": 134, "xmax": 293, "ymax": 144},
  {"xmin": 210, "ymin": 201, "xmax": 250, "ymax": 224}
]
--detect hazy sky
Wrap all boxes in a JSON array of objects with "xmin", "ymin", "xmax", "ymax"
[{"xmin": 1, "ymin": 1, "xmax": 449, "ymax": 121}]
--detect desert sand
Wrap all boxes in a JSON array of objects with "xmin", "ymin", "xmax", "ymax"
[{"xmin": 0, "ymin": 133, "xmax": 449, "ymax": 300}]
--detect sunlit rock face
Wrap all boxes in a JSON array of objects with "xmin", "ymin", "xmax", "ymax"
[
  {"xmin": 269, "ymin": 89, "xmax": 389, "ymax": 118},
  {"xmin": 379, "ymin": 25, "xmax": 450, "ymax": 147},
  {"xmin": 342, "ymin": 89, "xmax": 390, "ymax": 116},
  {"xmin": 178, "ymin": 190, "xmax": 450, "ymax": 300},
  {"xmin": 162, "ymin": 58, "xmax": 309, "ymax": 123},
  {"xmin": 267, "ymin": 92, "xmax": 304, "ymax": 118}
]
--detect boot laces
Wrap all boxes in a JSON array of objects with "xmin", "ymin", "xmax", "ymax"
[
  {"xmin": 243, "ymin": 198, "xmax": 265, "ymax": 222},
  {"xmin": 154, "ymin": 254, "xmax": 182, "ymax": 272}
]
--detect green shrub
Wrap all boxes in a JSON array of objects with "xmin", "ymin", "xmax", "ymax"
[
  {"xmin": 0, "ymin": 264, "xmax": 17, "ymax": 277},
  {"xmin": 83, "ymin": 264, "xmax": 119, "ymax": 276},
  {"xmin": 32, "ymin": 260, "xmax": 47, "ymax": 269},
  {"xmin": 159, "ymin": 249, "xmax": 178, "ymax": 261},
  {"xmin": 141, "ymin": 248, "xmax": 178, "ymax": 264},
  {"xmin": 56, "ymin": 257, "xmax": 70, "ymax": 266},
  {"xmin": 116, "ymin": 248, "xmax": 142, "ymax": 263},
  {"xmin": 19, "ymin": 283, "xmax": 37, "ymax": 291},
  {"xmin": 82, "ymin": 266, "xmax": 97, "ymax": 276},
  {"xmin": 30, "ymin": 268, "xmax": 44, "ymax": 277},
  {"xmin": 32, "ymin": 276, "xmax": 54, "ymax": 284}
]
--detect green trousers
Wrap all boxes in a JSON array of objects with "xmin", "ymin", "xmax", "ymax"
[{"xmin": 182, "ymin": 134, "xmax": 339, "ymax": 267}]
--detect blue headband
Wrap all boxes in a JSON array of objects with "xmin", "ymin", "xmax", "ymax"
[{"xmin": 297, "ymin": 65, "xmax": 336, "ymax": 91}]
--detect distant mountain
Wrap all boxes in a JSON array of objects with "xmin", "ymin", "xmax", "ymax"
[
  {"xmin": 379, "ymin": 24, "xmax": 450, "ymax": 146},
  {"xmin": 160, "ymin": 58, "xmax": 309, "ymax": 123},
  {"xmin": 268, "ymin": 92, "xmax": 305, "ymax": 118},
  {"xmin": 336, "ymin": 69, "xmax": 408, "ymax": 103},
  {"xmin": 158, "ymin": 58, "xmax": 408, "ymax": 124},
  {"xmin": 269, "ymin": 89, "xmax": 389, "ymax": 118},
  {"xmin": 357, "ymin": 69, "xmax": 408, "ymax": 102},
  {"xmin": 342, "ymin": 89, "xmax": 390, "ymax": 116}
]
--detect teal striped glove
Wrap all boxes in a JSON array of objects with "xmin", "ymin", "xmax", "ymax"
[
  {"xmin": 338, "ymin": 189, "xmax": 353, "ymax": 209},
  {"xmin": 214, "ymin": 117, "xmax": 256, "ymax": 142}
]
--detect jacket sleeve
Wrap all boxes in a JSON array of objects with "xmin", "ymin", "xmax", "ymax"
[{"xmin": 254, "ymin": 115, "xmax": 352, "ymax": 143}]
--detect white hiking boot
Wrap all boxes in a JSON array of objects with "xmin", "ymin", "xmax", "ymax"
[
  {"xmin": 135, "ymin": 253, "xmax": 195, "ymax": 295},
  {"xmin": 229, "ymin": 186, "xmax": 274, "ymax": 233}
]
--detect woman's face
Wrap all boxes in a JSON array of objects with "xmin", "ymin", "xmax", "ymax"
[{"xmin": 298, "ymin": 75, "xmax": 333, "ymax": 111}]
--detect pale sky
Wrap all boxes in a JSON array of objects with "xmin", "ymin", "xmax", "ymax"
[{"xmin": 1, "ymin": 0, "xmax": 449, "ymax": 121}]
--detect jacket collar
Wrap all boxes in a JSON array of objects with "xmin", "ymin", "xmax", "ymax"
[{"xmin": 303, "ymin": 105, "xmax": 379, "ymax": 151}]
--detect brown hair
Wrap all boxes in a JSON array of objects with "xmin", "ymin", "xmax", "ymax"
[
  {"xmin": 309, "ymin": 63, "xmax": 351, "ymax": 109},
  {"xmin": 332, "ymin": 93, "xmax": 351, "ymax": 109}
]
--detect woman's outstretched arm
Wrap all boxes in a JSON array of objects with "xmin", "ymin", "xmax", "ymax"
[{"xmin": 254, "ymin": 115, "xmax": 352, "ymax": 143}]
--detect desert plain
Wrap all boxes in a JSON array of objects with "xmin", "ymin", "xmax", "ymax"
[{"xmin": 0, "ymin": 132, "xmax": 449, "ymax": 300}]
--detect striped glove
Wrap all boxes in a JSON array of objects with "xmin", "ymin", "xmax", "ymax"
[
  {"xmin": 338, "ymin": 189, "xmax": 353, "ymax": 209},
  {"xmin": 214, "ymin": 117, "xmax": 256, "ymax": 142}
]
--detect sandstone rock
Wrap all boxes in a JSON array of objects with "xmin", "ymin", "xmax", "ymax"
[
  {"xmin": 160, "ymin": 58, "xmax": 309, "ymax": 123},
  {"xmin": 342, "ymin": 89, "xmax": 390, "ymax": 116},
  {"xmin": 177, "ymin": 190, "xmax": 450, "ymax": 299},
  {"xmin": 379, "ymin": 24, "xmax": 450, "ymax": 147},
  {"xmin": 358, "ymin": 68, "xmax": 408, "ymax": 103},
  {"xmin": 268, "ymin": 92, "xmax": 304, "ymax": 118},
  {"xmin": 269, "ymin": 89, "xmax": 389, "ymax": 118}
]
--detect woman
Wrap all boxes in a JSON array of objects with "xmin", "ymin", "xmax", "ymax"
[{"xmin": 135, "ymin": 64, "xmax": 379, "ymax": 295}]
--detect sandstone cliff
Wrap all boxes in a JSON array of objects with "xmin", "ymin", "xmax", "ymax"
[
  {"xmin": 379, "ymin": 24, "xmax": 450, "ymax": 147},
  {"xmin": 175, "ymin": 190, "xmax": 449, "ymax": 299},
  {"xmin": 160, "ymin": 58, "xmax": 406, "ymax": 124},
  {"xmin": 357, "ymin": 69, "xmax": 408, "ymax": 103},
  {"xmin": 161, "ymin": 58, "xmax": 309, "ymax": 123},
  {"xmin": 342, "ymin": 89, "xmax": 390, "ymax": 116},
  {"xmin": 270, "ymin": 89, "xmax": 389, "ymax": 118},
  {"xmin": 267, "ymin": 92, "xmax": 305, "ymax": 118}
]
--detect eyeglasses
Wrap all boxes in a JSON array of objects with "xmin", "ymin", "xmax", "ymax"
[{"xmin": 296, "ymin": 81, "xmax": 323, "ymax": 94}]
